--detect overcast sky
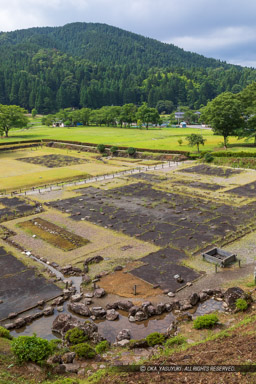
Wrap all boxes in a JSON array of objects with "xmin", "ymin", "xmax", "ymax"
[{"xmin": 0, "ymin": 0, "xmax": 255, "ymax": 67}]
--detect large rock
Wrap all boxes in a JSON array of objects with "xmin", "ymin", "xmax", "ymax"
[
  {"xmin": 189, "ymin": 293, "xmax": 200, "ymax": 306},
  {"xmin": 224, "ymin": 287, "xmax": 246, "ymax": 308},
  {"xmin": 155, "ymin": 303, "xmax": 166, "ymax": 315},
  {"xmin": 84, "ymin": 255, "xmax": 104, "ymax": 265},
  {"xmin": 52, "ymin": 314, "xmax": 81, "ymax": 336},
  {"xmin": 166, "ymin": 321, "xmax": 178, "ymax": 336},
  {"xmin": 71, "ymin": 293, "xmax": 83, "ymax": 302},
  {"xmin": 62, "ymin": 352, "xmax": 76, "ymax": 364},
  {"xmin": 68, "ymin": 303, "xmax": 91, "ymax": 317},
  {"xmin": 128, "ymin": 305, "xmax": 140, "ymax": 316},
  {"xmin": 14, "ymin": 318, "xmax": 26, "ymax": 328},
  {"xmin": 93, "ymin": 288, "xmax": 106, "ymax": 298},
  {"xmin": 116, "ymin": 329, "xmax": 131, "ymax": 341},
  {"xmin": 90, "ymin": 307, "xmax": 106, "ymax": 318},
  {"xmin": 134, "ymin": 310, "xmax": 148, "ymax": 322},
  {"xmin": 106, "ymin": 309, "xmax": 119, "ymax": 321},
  {"xmin": 116, "ymin": 300, "xmax": 133, "ymax": 311},
  {"xmin": 43, "ymin": 307, "xmax": 54, "ymax": 316},
  {"xmin": 82, "ymin": 274, "xmax": 91, "ymax": 285}
]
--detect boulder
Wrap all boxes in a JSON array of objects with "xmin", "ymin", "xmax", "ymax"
[
  {"xmin": 71, "ymin": 293, "xmax": 83, "ymax": 302},
  {"xmin": 63, "ymin": 363, "xmax": 80, "ymax": 373},
  {"xmin": 14, "ymin": 318, "xmax": 26, "ymax": 328},
  {"xmin": 8, "ymin": 312, "xmax": 17, "ymax": 319},
  {"xmin": 106, "ymin": 309, "xmax": 119, "ymax": 321},
  {"xmin": 128, "ymin": 305, "xmax": 139, "ymax": 316},
  {"xmin": 116, "ymin": 329, "xmax": 131, "ymax": 341},
  {"xmin": 164, "ymin": 303, "xmax": 173, "ymax": 312},
  {"xmin": 52, "ymin": 314, "xmax": 81, "ymax": 336},
  {"xmin": 90, "ymin": 331, "xmax": 105, "ymax": 344},
  {"xmin": 116, "ymin": 339, "xmax": 130, "ymax": 347},
  {"xmin": 176, "ymin": 313, "xmax": 193, "ymax": 322},
  {"xmin": 94, "ymin": 288, "xmax": 106, "ymax": 298},
  {"xmin": 62, "ymin": 352, "xmax": 76, "ymax": 364},
  {"xmin": 189, "ymin": 293, "xmax": 200, "ymax": 306},
  {"xmin": 43, "ymin": 307, "xmax": 54, "ymax": 316},
  {"xmin": 147, "ymin": 305, "xmax": 156, "ymax": 316},
  {"xmin": 134, "ymin": 310, "xmax": 148, "ymax": 322},
  {"xmin": 116, "ymin": 300, "xmax": 133, "ymax": 311},
  {"xmin": 155, "ymin": 303, "xmax": 166, "ymax": 315},
  {"xmin": 180, "ymin": 300, "xmax": 193, "ymax": 311},
  {"xmin": 68, "ymin": 303, "xmax": 91, "ymax": 317},
  {"xmin": 166, "ymin": 321, "xmax": 178, "ymax": 336},
  {"xmin": 84, "ymin": 255, "xmax": 104, "ymax": 265},
  {"xmin": 90, "ymin": 307, "xmax": 106, "ymax": 318},
  {"xmin": 167, "ymin": 292, "xmax": 175, "ymax": 298},
  {"xmin": 199, "ymin": 292, "xmax": 209, "ymax": 302},
  {"xmin": 52, "ymin": 296, "xmax": 65, "ymax": 306},
  {"xmin": 114, "ymin": 266, "xmax": 123, "ymax": 271},
  {"xmin": 224, "ymin": 287, "xmax": 246, "ymax": 309},
  {"xmin": 47, "ymin": 354, "xmax": 62, "ymax": 365},
  {"xmin": 5, "ymin": 323, "xmax": 15, "ymax": 330}
]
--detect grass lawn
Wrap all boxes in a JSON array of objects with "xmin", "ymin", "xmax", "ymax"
[
  {"xmin": 1, "ymin": 122, "xmax": 255, "ymax": 152},
  {"xmin": 0, "ymin": 147, "xmax": 138, "ymax": 192}
]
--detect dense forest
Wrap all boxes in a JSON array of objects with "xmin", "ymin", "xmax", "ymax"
[{"xmin": 1, "ymin": 22, "xmax": 256, "ymax": 113}]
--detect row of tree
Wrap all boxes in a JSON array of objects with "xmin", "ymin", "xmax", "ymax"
[{"xmin": 42, "ymin": 103, "xmax": 161, "ymax": 129}]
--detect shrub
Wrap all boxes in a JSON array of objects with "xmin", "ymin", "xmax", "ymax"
[
  {"xmin": 48, "ymin": 339, "xmax": 61, "ymax": 352},
  {"xmin": 95, "ymin": 340, "xmax": 110, "ymax": 354},
  {"xmin": 110, "ymin": 146, "xmax": 118, "ymax": 155},
  {"xmin": 146, "ymin": 332, "xmax": 165, "ymax": 347},
  {"xmin": 65, "ymin": 328, "xmax": 87, "ymax": 345},
  {"xmin": 97, "ymin": 144, "xmax": 106, "ymax": 154},
  {"xmin": 235, "ymin": 298, "xmax": 248, "ymax": 311},
  {"xmin": 204, "ymin": 152, "xmax": 214, "ymax": 163},
  {"xmin": 71, "ymin": 343, "xmax": 96, "ymax": 359},
  {"xmin": 0, "ymin": 326, "xmax": 12, "ymax": 340},
  {"xmin": 193, "ymin": 314, "xmax": 219, "ymax": 329},
  {"xmin": 11, "ymin": 334, "xmax": 52, "ymax": 363},
  {"xmin": 165, "ymin": 335, "xmax": 187, "ymax": 347},
  {"xmin": 127, "ymin": 147, "xmax": 136, "ymax": 156}
]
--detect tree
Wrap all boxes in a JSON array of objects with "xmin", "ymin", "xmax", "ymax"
[
  {"xmin": 136, "ymin": 102, "xmax": 160, "ymax": 129},
  {"xmin": 201, "ymin": 92, "xmax": 244, "ymax": 148},
  {"xmin": 186, "ymin": 133, "xmax": 206, "ymax": 152},
  {"xmin": 0, "ymin": 104, "xmax": 28, "ymax": 137},
  {"xmin": 31, "ymin": 108, "xmax": 37, "ymax": 118}
]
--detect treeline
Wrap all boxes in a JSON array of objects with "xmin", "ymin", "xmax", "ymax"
[
  {"xmin": 42, "ymin": 103, "xmax": 160, "ymax": 128},
  {"xmin": 1, "ymin": 23, "xmax": 256, "ymax": 114}
]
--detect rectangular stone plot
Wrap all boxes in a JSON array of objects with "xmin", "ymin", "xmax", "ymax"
[
  {"xmin": 180, "ymin": 164, "xmax": 242, "ymax": 177},
  {"xmin": 18, "ymin": 217, "xmax": 89, "ymax": 251},
  {"xmin": 173, "ymin": 180, "xmax": 223, "ymax": 191},
  {"xmin": 17, "ymin": 154, "xmax": 87, "ymax": 168},
  {"xmin": 130, "ymin": 248, "xmax": 200, "ymax": 291},
  {"xmin": 0, "ymin": 249, "xmax": 62, "ymax": 320},
  {"xmin": 226, "ymin": 181, "xmax": 256, "ymax": 198}
]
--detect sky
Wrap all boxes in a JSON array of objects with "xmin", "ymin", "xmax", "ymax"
[{"xmin": 0, "ymin": 0, "xmax": 255, "ymax": 67}]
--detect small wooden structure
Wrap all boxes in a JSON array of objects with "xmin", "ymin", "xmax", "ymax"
[{"xmin": 202, "ymin": 247, "xmax": 237, "ymax": 267}]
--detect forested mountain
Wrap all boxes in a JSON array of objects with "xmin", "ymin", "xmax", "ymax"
[{"xmin": 0, "ymin": 22, "xmax": 256, "ymax": 113}]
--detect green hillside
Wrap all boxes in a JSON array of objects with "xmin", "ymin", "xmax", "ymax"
[{"xmin": 0, "ymin": 22, "xmax": 256, "ymax": 113}]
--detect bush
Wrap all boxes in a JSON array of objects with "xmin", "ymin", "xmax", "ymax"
[
  {"xmin": 110, "ymin": 146, "xmax": 118, "ymax": 155},
  {"xmin": 95, "ymin": 340, "xmax": 110, "ymax": 354},
  {"xmin": 0, "ymin": 326, "xmax": 12, "ymax": 340},
  {"xmin": 97, "ymin": 144, "xmax": 106, "ymax": 154},
  {"xmin": 65, "ymin": 328, "xmax": 87, "ymax": 345},
  {"xmin": 193, "ymin": 314, "xmax": 219, "ymax": 329},
  {"xmin": 146, "ymin": 332, "xmax": 165, "ymax": 347},
  {"xmin": 127, "ymin": 147, "xmax": 136, "ymax": 156},
  {"xmin": 71, "ymin": 343, "xmax": 96, "ymax": 359},
  {"xmin": 235, "ymin": 298, "xmax": 248, "ymax": 311},
  {"xmin": 11, "ymin": 334, "xmax": 53, "ymax": 363},
  {"xmin": 165, "ymin": 335, "xmax": 187, "ymax": 347},
  {"xmin": 204, "ymin": 152, "xmax": 214, "ymax": 163},
  {"xmin": 48, "ymin": 339, "xmax": 61, "ymax": 352}
]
